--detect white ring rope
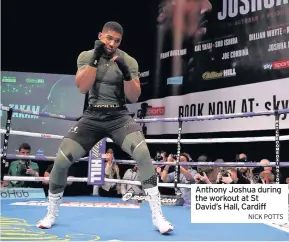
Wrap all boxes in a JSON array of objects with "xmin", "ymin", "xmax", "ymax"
[
  {"xmin": 4, "ymin": 176, "xmax": 289, "ymax": 192},
  {"xmin": 1, "ymin": 129, "xmax": 289, "ymax": 143},
  {"xmin": 3, "ymin": 176, "xmax": 191, "ymax": 188}
]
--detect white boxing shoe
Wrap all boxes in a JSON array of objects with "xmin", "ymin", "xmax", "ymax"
[
  {"xmin": 36, "ymin": 191, "xmax": 63, "ymax": 229},
  {"xmin": 144, "ymin": 186, "xmax": 174, "ymax": 234}
]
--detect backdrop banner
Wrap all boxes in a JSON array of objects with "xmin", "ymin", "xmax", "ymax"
[
  {"xmin": 131, "ymin": 0, "xmax": 289, "ymax": 134},
  {"xmin": 151, "ymin": 0, "xmax": 289, "ymax": 98},
  {"xmin": 127, "ymin": 78, "xmax": 289, "ymax": 134}
]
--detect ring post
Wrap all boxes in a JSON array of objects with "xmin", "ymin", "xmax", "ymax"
[
  {"xmin": 87, "ymin": 139, "xmax": 106, "ymax": 185},
  {"xmin": 1, "ymin": 108, "xmax": 13, "ymax": 167},
  {"xmin": 174, "ymin": 119, "xmax": 183, "ymax": 196},
  {"xmin": 274, "ymin": 110, "xmax": 280, "ymax": 184}
]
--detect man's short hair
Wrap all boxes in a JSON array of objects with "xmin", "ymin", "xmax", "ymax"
[
  {"xmin": 19, "ymin": 143, "xmax": 31, "ymax": 151},
  {"xmin": 102, "ymin": 21, "xmax": 123, "ymax": 35}
]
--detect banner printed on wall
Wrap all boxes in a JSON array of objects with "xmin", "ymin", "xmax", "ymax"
[
  {"xmin": 127, "ymin": 78, "xmax": 289, "ymax": 134},
  {"xmin": 152, "ymin": 0, "xmax": 289, "ymax": 98}
]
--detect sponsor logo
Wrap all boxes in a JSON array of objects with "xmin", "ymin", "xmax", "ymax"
[
  {"xmin": 0, "ymin": 188, "xmax": 46, "ymax": 200},
  {"xmin": 167, "ymin": 76, "xmax": 183, "ymax": 85},
  {"xmin": 202, "ymin": 68, "xmax": 236, "ymax": 80},
  {"xmin": 1, "ymin": 189, "xmax": 29, "ymax": 199},
  {"xmin": 203, "ymin": 71, "xmax": 222, "ymax": 80},
  {"xmin": 263, "ymin": 63, "xmax": 273, "ymax": 70},
  {"xmin": 263, "ymin": 60, "xmax": 289, "ymax": 70},
  {"xmin": 146, "ymin": 106, "xmax": 165, "ymax": 116},
  {"xmin": 11, "ymin": 200, "xmax": 140, "ymax": 209},
  {"xmin": 273, "ymin": 60, "xmax": 289, "ymax": 70},
  {"xmin": 136, "ymin": 103, "xmax": 165, "ymax": 120},
  {"xmin": 122, "ymin": 192, "xmax": 177, "ymax": 205},
  {"xmin": 68, "ymin": 126, "xmax": 78, "ymax": 133}
]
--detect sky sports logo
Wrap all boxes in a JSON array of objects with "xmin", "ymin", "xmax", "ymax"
[
  {"xmin": 263, "ymin": 60, "xmax": 289, "ymax": 70},
  {"xmin": 146, "ymin": 106, "xmax": 165, "ymax": 116}
]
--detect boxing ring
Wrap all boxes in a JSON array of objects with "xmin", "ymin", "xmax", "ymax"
[{"xmin": 1, "ymin": 105, "xmax": 289, "ymax": 241}]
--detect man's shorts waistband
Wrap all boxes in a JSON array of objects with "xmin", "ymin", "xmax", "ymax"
[{"xmin": 88, "ymin": 104, "xmax": 123, "ymax": 109}]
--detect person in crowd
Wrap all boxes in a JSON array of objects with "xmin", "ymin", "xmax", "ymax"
[
  {"xmin": 4, "ymin": 143, "xmax": 39, "ymax": 188},
  {"xmin": 161, "ymin": 153, "xmax": 196, "ymax": 206},
  {"xmin": 216, "ymin": 168, "xmax": 250, "ymax": 184},
  {"xmin": 257, "ymin": 170, "xmax": 276, "ymax": 184},
  {"xmin": 257, "ymin": 159, "xmax": 284, "ymax": 183},
  {"xmin": 121, "ymin": 165, "xmax": 142, "ymax": 196},
  {"xmin": 236, "ymin": 153, "xmax": 255, "ymax": 184},
  {"xmin": 99, "ymin": 148, "xmax": 121, "ymax": 197},
  {"xmin": 193, "ymin": 158, "xmax": 224, "ymax": 184},
  {"xmin": 157, "ymin": 153, "xmax": 176, "ymax": 196}
]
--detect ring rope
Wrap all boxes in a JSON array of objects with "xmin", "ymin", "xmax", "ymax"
[
  {"xmin": 1, "ymin": 129, "xmax": 289, "ymax": 143},
  {"xmin": 1, "ymin": 105, "xmax": 289, "ymax": 123},
  {"xmin": 1, "ymin": 153, "xmax": 288, "ymax": 167},
  {"xmin": 4, "ymin": 175, "xmax": 289, "ymax": 193},
  {"xmin": 1, "ymin": 106, "xmax": 289, "ymax": 189},
  {"xmin": 3, "ymin": 176, "xmax": 192, "ymax": 188}
]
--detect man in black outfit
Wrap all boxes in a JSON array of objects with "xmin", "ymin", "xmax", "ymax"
[{"xmin": 37, "ymin": 21, "xmax": 173, "ymax": 234}]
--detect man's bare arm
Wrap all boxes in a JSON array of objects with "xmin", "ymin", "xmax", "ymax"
[
  {"xmin": 75, "ymin": 41, "xmax": 104, "ymax": 94},
  {"xmin": 75, "ymin": 62, "xmax": 97, "ymax": 94},
  {"xmin": 124, "ymin": 79, "xmax": 141, "ymax": 103}
]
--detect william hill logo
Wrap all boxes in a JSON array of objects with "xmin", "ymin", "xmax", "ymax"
[{"xmin": 202, "ymin": 68, "xmax": 236, "ymax": 80}]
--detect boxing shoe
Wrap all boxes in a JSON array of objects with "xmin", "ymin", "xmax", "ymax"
[
  {"xmin": 36, "ymin": 191, "xmax": 63, "ymax": 229},
  {"xmin": 144, "ymin": 186, "xmax": 174, "ymax": 234}
]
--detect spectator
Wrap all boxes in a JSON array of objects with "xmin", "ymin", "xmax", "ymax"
[
  {"xmin": 237, "ymin": 153, "xmax": 247, "ymax": 162},
  {"xmin": 99, "ymin": 148, "xmax": 121, "ymax": 197},
  {"xmin": 234, "ymin": 153, "xmax": 254, "ymax": 183},
  {"xmin": 121, "ymin": 165, "xmax": 142, "ymax": 196},
  {"xmin": 257, "ymin": 159, "xmax": 284, "ymax": 183},
  {"xmin": 155, "ymin": 151, "xmax": 175, "ymax": 196},
  {"xmin": 209, "ymin": 159, "xmax": 225, "ymax": 183},
  {"xmin": 257, "ymin": 170, "xmax": 275, "ymax": 184},
  {"xmin": 161, "ymin": 153, "xmax": 196, "ymax": 206},
  {"xmin": 216, "ymin": 168, "xmax": 250, "ymax": 184},
  {"xmin": 4, "ymin": 143, "xmax": 39, "ymax": 188},
  {"xmin": 193, "ymin": 158, "xmax": 224, "ymax": 184}
]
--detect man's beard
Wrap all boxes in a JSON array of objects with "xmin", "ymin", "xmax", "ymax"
[{"xmin": 103, "ymin": 48, "xmax": 116, "ymax": 58}]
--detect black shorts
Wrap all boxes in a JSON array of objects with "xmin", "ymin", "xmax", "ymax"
[{"xmin": 64, "ymin": 107, "xmax": 142, "ymax": 152}]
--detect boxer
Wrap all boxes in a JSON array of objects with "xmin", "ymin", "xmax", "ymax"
[{"xmin": 37, "ymin": 21, "xmax": 173, "ymax": 234}]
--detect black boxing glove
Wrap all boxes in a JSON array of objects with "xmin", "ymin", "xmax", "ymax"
[
  {"xmin": 114, "ymin": 57, "xmax": 132, "ymax": 81},
  {"xmin": 89, "ymin": 40, "xmax": 105, "ymax": 68}
]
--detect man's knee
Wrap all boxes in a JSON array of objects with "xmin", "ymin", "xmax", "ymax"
[
  {"xmin": 53, "ymin": 151, "xmax": 71, "ymax": 171},
  {"xmin": 54, "ymin": 138, "xmax": 86, "ymax": 169},
  {"xmin": 132, "ymin": 140, "xmax": 150, "ymax": 161},
  {"xmin": 121, "ymin": 131, "xmax": 148, "ymax": 156}
]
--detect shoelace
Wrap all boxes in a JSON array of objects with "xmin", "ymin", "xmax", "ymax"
[
  {"xmin": 47, "ymin": 198, "xmax": 60, "ymax": 217},
  {"xmin": 148, "ymin": 194, "xmax": 169, "ymax": 223}
]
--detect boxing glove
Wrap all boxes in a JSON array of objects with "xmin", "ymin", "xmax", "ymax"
[
  {"xmin": 89, "ymin": 40, "xmax": 105, "ymax": 68},
  {"xmin": 114, "ymin": 57, "xmax": 132, "ymax": 81}
]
